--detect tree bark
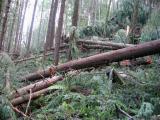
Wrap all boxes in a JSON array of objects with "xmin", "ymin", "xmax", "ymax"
[
  {"xmin": 0, "ymin": 0, "xmax": 4, "ymax": 25},
  {"xmin": 21, "ymin": 39, "xmax": 160, "ymax": 81},
  {"xmin": 17, "ymin": 0, "xmax": 28, "ymax": 53},
  {"xmin": 11, "ymin": 87, "xmax": 56, "ymax": 106},
  {"xmin": 81, "ymin": 44, "xmax": 119, "ymax": 50},
  {"xmin": 72, "ymin": 0, "xmax": 80, "ymax": 27},
  {"xmin": 129, "ymin": 0, "xmax": 140, "ymax": 44},
  {"xmin": 67, "ymin": 0, "xmax": 80, "ymax": 61},
  {"xmin": 78, "ymin": 40, "xmax": 134, "ymax": 48},
  {"xmin": 106, "ymin": 0, "xmax": 112, "ymax": 22},
  {"xmin": 10, "ymin": 76, "xmax": 63, "ymax": 99},
  {"xmin": 54, "ymin": 0, "xmax": 66, "ymax": 65},
  {"xmin": 37, "ymin": 0, "xmax": 45, "ymax": 45},
  {"xmin": 26, "ymin": 0, "xmax": 38, "ymax": 55},
  {"xmin": 7, "ymin": 0, "xmax": 19, "ymax": 52},
  {"xmin": 14, "ymin": 0, "xmax": 25, "ymax": 53},
  {"xmin": 14, "ymin": 46, "xmax": 67, "ymax": 64},
  {"xmin": 45, "ymin": 0, "xmax": 58, "ymax": 49},
  {"xmin": 0, "ymin": 0, "xmax": 11, "ymax": 51}
]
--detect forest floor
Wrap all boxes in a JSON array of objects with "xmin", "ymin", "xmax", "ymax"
[{"xmin": 0, "ymin": 50, "xmax": 160, "ymax": 120}]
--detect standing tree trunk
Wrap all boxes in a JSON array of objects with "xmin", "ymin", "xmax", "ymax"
[
  {"xmin": 17, "ymin": 0, "xmax": 28, "ymax": 52},
  {"xmin": 67, "ymin": 0, "xmax": 80, "ymax": 61},
  {"xmin": 54, "ymin": 0, "xmax": 66, "ymax": 65},
  {"xmin": 37, "ymin": 0, "xmax": 45, "ymax": 45},
  {"xmin": 26, "ymin": 0, "xmax": 38, "ymax": 55},
  {"xmin": 0, "ymin": 0, "xmax": 3, "ymax": 14},
  {"xmin": 45, "ymin": 0, "xmax": 56, "ymax": 49},
  {"xmin": 0, "ymin": 0, "xmax": 11, "ymax": 51},
  {"xmin": 106, "ymin": 0, "xmax": 112, "ymax": 23},
  {"xmin": 129, "ymin": 0, "xmax": 140, "ymax": 44},
  {"xmin": 50, "ymin": 0, "xmax": 58, "ymax": 48},
  {"xmin": 14, "ymin": 0, "xmax": 24, "ymax": 54},
  {"xmin": 72, "ymin": 0, "xmax": 80, "ymax": 27},
  {"xmin": 7, "ymin": 0, "xmax": 19, "ymax": 52},
  {"xmin": 0, "ymin": 0, "xmax": 4, "ymax": 24},
  {"xmin": 87, "ymin": 0, "xmax": 96, "ymax": 26}
]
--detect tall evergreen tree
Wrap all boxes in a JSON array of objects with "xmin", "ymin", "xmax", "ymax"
[
  {"xmin": 26, "ymin": 0, "xmax": 38, "ymax": 55},
  {"xmin": 54, "ymin": 0, "xmax": 66, "ymax": 65}
]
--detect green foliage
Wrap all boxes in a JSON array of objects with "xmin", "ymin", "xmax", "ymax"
[
  {"xmin": 137, "ymin": 102, "xmax": 154, "ymax": 119},
  {"xmin": 0, "ymin": 53, "xmax": 15, "ymax": 89},
  {"xmin": 2, "ymin": 54, "xmax": 158, "ymax": 119},
  {"xmin": 79, "ymin": 0, "xmax": 150, "ymax": 38},
  {"xmin": 113, "ymin": 29, "xmax": 127, "ymax": 43},
  {"xmin": 141, "ymin": 9, "xmax": 160, "ymax": 42},
  {"xmin": 69, "ymin": 27, "xmax": 79, "ymax": 59},
  {"xmin": 0, "ymin": 96, "xmax": 16, "ymax": 120}
]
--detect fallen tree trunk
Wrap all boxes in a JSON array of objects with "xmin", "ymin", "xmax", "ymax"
[
  {"xmin": 11, "ymin": 87, "xmax": 55, "ymax": 106},
  {"xmin": 21, "ymin": 39, "xmax": 160, "ymax": 81},
  {"xmin": 82, "ymin": 44, "xmax": 118, "ymax": 50},
  {"xmin": 10, "ymin": 76, "xmax": 63, "ymax": 99},
  {"xmin": 39, "ymin": 44, "xmax": 69, "ymax": 53},
  {"xmin": 14, "ymin": 50, "xmax": 66, "ymax": 63},
  {"xmin": 78, "ymin": 40, "xmax": 134, "ymax": 48}
]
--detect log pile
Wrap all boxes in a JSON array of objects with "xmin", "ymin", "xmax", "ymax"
[
  {"xmin": 11, "ymin": 39, "xmax": 160, "ymax": 107},
  {"xmin": 11, "ymin": 76, "xmax": 63, "ymax": 106},
  {"xmin": 14, "ymin": 39, "xmax": 132, "ymax": 63},
  {"xmin": 21, "ymin": 39, "xmax": 160, "ymax": 81}
]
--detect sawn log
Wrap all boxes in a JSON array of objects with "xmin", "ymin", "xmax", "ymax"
[
  {"xmin": 77, "ymin": 39, "xmax": 134, "ymax": 48},
  {"xmin": 21, "ymin": 39, "xmax": 160, "ymax": 81},
  {"xmin": 10, "ymin": 76, "xmax": 63, "ymax": 99}
]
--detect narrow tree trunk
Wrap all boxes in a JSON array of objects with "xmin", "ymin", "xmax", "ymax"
[
  {"xmin": 7, "ymin": 0, "xmax": 19, "ymax": 52},
  {"xmin": 72, "ymin": 0, "xmax": 80, "ymax": 27},
  {"xmin": 4, "ymin": 68, "xmax": 11, "ymax": 93},
  {"xmin": 21, "ymin": 39, "xmax": 160, "ymax": 81},
  {"xmin": 67, "ymin": 0, "xmax": 80, "ymax": 61},
  {"xmin": 14, "ymin": 0, "xmax": 25, "ymax": 54},
  {"xmin": 106, "ymin": 0, "xmax": 112, "ymax": 22},
  {"xmin": 37, "ymin": 0, "xmax": 45, "ymax": 45},
  {"xmin": 54, "ymin": 0, "xmax": 66, "ymax": 65},
  {"xmin": 45, "ymin": 0, "xmax": 58, "ymax": 49},
  {"xmin": 17, "ymin": 0, "xmax": 28, "ymax": 52},
  {"xmin": 0, "ymin": 0, "xmax": 4, "ymax": 24},
  {"xmin": 0, "ymin": 0, "xmax": 11, "ymax": 51},
  {"xmin": 26, "ymin": 0, "xmax": 38, "ymax": 55},
  {"xmin": 50, "ymin": 0, "xmax": 58, "ymax": 48},
  {"xmin": 129, "ymin": 0, "xmax": 140, "ymax": 44}
]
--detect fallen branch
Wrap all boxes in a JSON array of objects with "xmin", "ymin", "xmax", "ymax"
[
  {"xmin": 115, "ymin": 104, "xmax": 133, "ymax": 120},
  {"xmin": 21, "ymin": 39, "xmax": 160, "ymax": 81},
  {"xmin": 10, "ymin": 103, "xmax": 28, "ymax": 117},
  {"xmin": 25, "ymin": 89, "xmax": 32, "ymax": 115}
]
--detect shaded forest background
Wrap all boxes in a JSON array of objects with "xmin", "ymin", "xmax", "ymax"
[{"xmin": 0, "ymin": 0, "xmax": 160, "ymax": 119}]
